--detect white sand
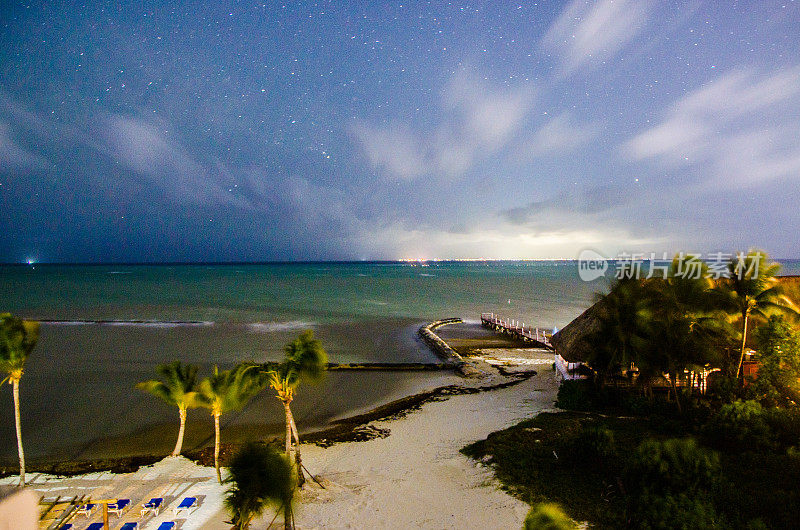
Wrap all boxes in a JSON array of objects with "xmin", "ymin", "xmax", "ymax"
[
  {"xmin": 5, "ymin": 361, "xmax": 559, "ymax": 529},
  {"xmin": 8, "ymin": 456, "xmax": 229, "ymax": 529},
  {"xmin": 292, "ymin": 369, "xmax": 559, "ymax": 529}
]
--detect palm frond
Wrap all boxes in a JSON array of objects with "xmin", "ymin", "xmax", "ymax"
[
  {"xmin": 137, "ymin": 361, "xmax": 201, "ymax": 409},
  {"xmin": 281, "ymin": 330, "xmax": 328, "ymax": 387},
  {"xmin": 198, "ymin": 363, "xmax": 266, "ymax": 414},
  {"xmin": 0, "ymin": 314, "xmax": 39, "ymax": 374},
  {"xmin": 135, "ymin": 380, "xmax": 175, "ymax": 405},
  {"xmin": 223, "ymin": 442, "xmax": 296, "ymax": 527}
]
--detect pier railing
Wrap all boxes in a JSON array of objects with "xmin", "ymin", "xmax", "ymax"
[
  {"xmin": 554, "ymin": 352, "xmax": 584, "ymax": 380},
  {"xmin": 480, "ymin": 313, "xmax": 553, "ymax": 349}
]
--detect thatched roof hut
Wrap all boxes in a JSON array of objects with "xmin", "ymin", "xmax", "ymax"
[
  {"xmin": 550, "ymin": 297, "xmax": 605, "ymax": 363},
  {"xmin": 551, "ymin": 275, "xmax": 800, "ymax": 364}
]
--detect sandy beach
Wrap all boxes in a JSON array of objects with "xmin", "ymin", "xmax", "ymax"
[
  {"xmin": 295, "ymin": 363, "xmax": 559, "ymax": 529},
  {"xmin": 5, "ymin": 353, "xmax": 559, "ymax": 529}
]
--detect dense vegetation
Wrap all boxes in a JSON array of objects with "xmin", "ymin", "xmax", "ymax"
[
  {"xmin": 463, "ymin": 404, "xmax": 800, "ymax": 529},
  {"xmin": 465, "ymin": 251, "xmax": 800, "ymax": 529}
]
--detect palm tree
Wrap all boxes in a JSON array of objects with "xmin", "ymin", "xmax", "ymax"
[
  {"xmin": 637, "ymin": 255, "xmax": 726, "ymax": 412},
  {"xmin": 223, "ymin": 442, "xmax": 296, "ymax": 530},
  {"xmin": 584, "ymin": 277, "xmax": 648, "ymax": 389},
  {"xmin": 136, "ymin": 361, "xmax": 202, "ymax": 456},
  {"xmin": 197, "ymin": 363, "xmax": 266, "ymax": 483},
  {"xmin": 264, "ymin": 330, "xmax": 327, "ymax": 485},
  {"xmin": 716, "ymin": 250, "xmax": 798, "ymax": 380},
  {"xmin": 0, "ymin": 313, "xmax": 40, "ymax": 487}
]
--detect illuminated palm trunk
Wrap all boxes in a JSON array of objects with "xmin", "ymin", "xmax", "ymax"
[
  {"xmin": 280, "ymin": 398, "xmax": 305, "ymax": 486},
  {"xmin": 13, "ymin": 377, "xmax": 25, "ymax": 487},
  {"xmin": 173, "ymin": 406, "xmax": 187, "ymax": 456},
  {"xmin": 287, "ymin": 405, "xmax": 305, "ymax": 486},
  {"xmin": 736, "ymin": 311, "xmax": 749, "ymax": 379},
  {"xmin": 283, "ymin": 401, "xmax": 293, "ymax": 454},
  {"xmin": 214, "ymin": 410, "xmax": 221, "ymax": 483}
]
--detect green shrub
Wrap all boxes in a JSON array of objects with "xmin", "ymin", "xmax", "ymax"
[
  {"xmin": 624, "ymin": 438, "xmax": 720, "ymax": 498},
  {"xmin": 753, "ymin": 316, "xmax": 800, "ymax": 406},
  {"xmin": 707, "ymin": 374, "xmax": 740, "ymax": 404},
  {"xmin": 631, "ymin": 492, "xmax": 722, "ymax": 530},
  {"xmin": 555, "ymin": 380, "xmax": 597, "ymax": 411},
  {"xmin": 523, "ymin": 502, "xmax": 576, "ymax": 530},
  {"xmin": 703, "ymin": 400, "xmax": 774, "ymax": 451},
  {"xmin": 745, "ymin": 519, "xmax": 769, "ymax": 530},
  {"xmin": 624, "ymin": 438, "xmax": 721, "ymax": 529},
  {"xmin": 622, "ymin": 393, "xmax": 653, "ymax": 415},
  {"xmin": 764, "ymin": 407, "xmax": 800, "ymax": 451},
  {"xmin": 571, "ymin": 426, "xmax": 615, "ymax": 464}
]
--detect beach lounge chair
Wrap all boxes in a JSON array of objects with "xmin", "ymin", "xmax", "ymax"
[
  {"xmin": 75, "ymin": 502, "xmax": 95, "ymax": 517},
  {"xmin": 58, "ymin": 525, "xmax": 72, "ymax": 530},
  {"xmin": 107, "ymin": 498, "xmax": 130, "ymax": 517},
  {"xmin": 173, "ymin": 496, "xmax": 197, "ymax": 515},
  {"xmin": 140, "ymin": 497, "xmax": 163, "ymax": 516},
  {"xmin": 156, "ymin": 522, "xmax": 176, "ymax": 530},
  {"xmin": 120, "ymin": 523, "xmax": 138, "ymax": 530},
  {"xmin": 86, "ymin": 524, "xmax": 105, "ymax": 530}
]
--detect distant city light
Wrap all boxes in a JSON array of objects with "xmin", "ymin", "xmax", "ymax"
[{"xmin": 26, "ymin": 257, "xmax": 36, "ymax": 265}]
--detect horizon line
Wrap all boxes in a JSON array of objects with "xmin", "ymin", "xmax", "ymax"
[{"xmin": 3, "ymin": 257, "xmax": 800, "ymax": 266}]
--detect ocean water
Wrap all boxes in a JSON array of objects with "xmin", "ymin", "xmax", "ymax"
[{"xmin": 1, "ymin": 260, "xmax": 797, "ymax": 463}]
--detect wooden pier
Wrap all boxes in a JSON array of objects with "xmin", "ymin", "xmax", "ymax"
[{"xmin": 480, "ymin": 313, "xmax": 554, "ymax": 349}]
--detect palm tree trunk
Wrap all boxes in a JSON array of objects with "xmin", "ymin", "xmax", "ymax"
[
  {"xmin": 736, "ymin": 311, "xmax": 749, "ymax": 381},
  {"xmin": 172, "ymin": 406, "xmax": 187, "ymax": 456},
  {"xmin": 669, "ymin": 374, "xmax": 682, "ymax": 414},
  {"xmin": 214, "ymin": 411, "xmax": 221, "ymax": 483},
  {"xmin": 13, "ymin": 378, "xmax": 25, "ymax": 487},
  {"xmin": 286, "ymin": 406, "xmax": 305, "ymax": 486},
  {"xmin": 283, "ymin": 401, "xmax": 293, "ymax": 455},
  {"xmin": 284, "ymin": 503, "xmax": 294, "ymax": 530}
]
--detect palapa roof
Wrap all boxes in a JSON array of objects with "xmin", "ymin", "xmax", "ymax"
[
  {"xmin": 550, "ymin": 297, "xmax": 605, "ymax": 363},
  {"xmin": 551, "ymin": 275, "xmax": 800, "ymax": 364}
]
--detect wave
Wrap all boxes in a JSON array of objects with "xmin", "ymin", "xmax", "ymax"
[
  {"xmin": 365, "ymin": 300, "xmax": 388, "ymax": 306},
  {"xmin": 247, "ymin": 321, "xmax": 315, "ymax": 333},
  {"xmin": 40, "ymin": 320, "xmax": 214, "ymax": 328}
]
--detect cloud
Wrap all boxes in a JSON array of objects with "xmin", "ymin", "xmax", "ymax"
[
  {"xmin": 503, "ymin": 184, "xmax": 643, "ymax": 226},
  {"xmin": 350, "ymin": 68, "xmax": 534, "ymax": 182},
  {"xmin": 541, "ymin": 0, "xmax": 653, "ymax": 75},
  {"xmin": 103, "ymin": 114, "xmax": 241, "ymax": 205},
  {"xmin": 350, "ymin": 122, "xmax": 428, "ymax": 181},
  {"xmin": 514, "ymin": 112, "xmax": 600, "ymax": 160},
  {"xmin": 0, "ymin": 122, "xmax": 49, "ymax": 171},
  {"xmin": 623, "ymin": 67, "xmax": 800, "ymax": 187}
]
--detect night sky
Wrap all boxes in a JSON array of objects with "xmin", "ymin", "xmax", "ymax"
[{"xmin": 1, "ymin": 1, "xmax": 799, "ymax": 262}]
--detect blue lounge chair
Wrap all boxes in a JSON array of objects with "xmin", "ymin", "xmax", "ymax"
[
  {"xmin": 75, "ymin": 502, "xmax": 95, "ymax": 517},
  {"xmin": 157, "ymin": 522, "xmax": 176, "ymax": 530},
  {"xmin": 58, "ymin": 524, "xmax": 72, "ymax": 530},
  {"xmin": 173, "ymin": 496, "xmax": 197, "ymax": 514},
  {"xmin": 107, "ymin": 498, "xmax": 130, "ymax": 517},
  {"xmin": 120, "ymin": 523, "xmax": 138, "ymax": 530},
  {"xmin": 86, "ymin": 523, "xmax": 105, "ymax": 530},
  {"xmin": 140, "ymin": 497, "xmax": 163, "ymax": 516}
]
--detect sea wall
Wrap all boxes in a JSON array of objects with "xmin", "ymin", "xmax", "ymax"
[{"xmin": 418, "ymin": 318, "xmax": 478, "ymax": 377}]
